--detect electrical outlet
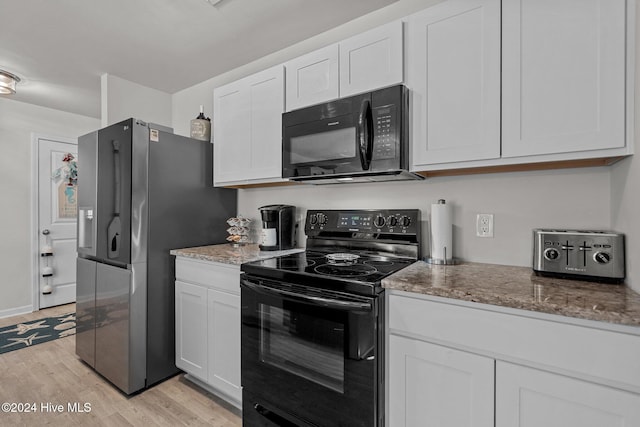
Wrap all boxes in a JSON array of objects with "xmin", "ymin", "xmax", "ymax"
[{"xmin": 476, "ymin": 214, "xmax": 494, "ymax": 237}]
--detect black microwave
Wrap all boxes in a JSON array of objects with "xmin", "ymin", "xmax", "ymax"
[{"xmin": 282, "ymin": 85, "xmax": 423, "ymax": 184}]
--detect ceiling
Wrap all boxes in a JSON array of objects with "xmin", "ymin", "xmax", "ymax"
[{"xmin": 0, "ymin": 0, "xmax": 396, "ymax": 118}]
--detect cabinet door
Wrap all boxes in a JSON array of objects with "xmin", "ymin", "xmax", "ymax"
[
  {"xmin": 207, "ymin": 288, "xmax": 241, "ymax": 403},
  {"xmin": 496, "ymin": 361, "xmax": 640, "ymax": 427},
  {"xmin": 246, "ymin": 65, "xmax": 285, "ymax": 182},
  {"xmin": 285, "ymin": 44, "xmax": 339, "ymax": 111},
  {"xmin": 214, "ymin": 66, "xmax": 284, "ymax": 186},
  {"xmin": 339, "ymin": 20, "xmax": 403, "ymax": 98},
  {"xmin": 388, "ymin": 334, "xmax": 494, "ymax": 427},
  {"xmin": 175, "ymin": 280, "xmax": 208, "ymax": 380},
  {"xmin": 408, "ymin": 0, "xmax": 500, "ymax": 167},
  {"xmin": 502, "ymin": 0, "xmax": 626, "ymax": 157},
  {"xmin": 213, "ymin": 80, "xmax": 251, "ymax": 185}
]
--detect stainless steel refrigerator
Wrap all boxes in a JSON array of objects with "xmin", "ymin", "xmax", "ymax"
[{"xmin": 75, "ymin": 118, "xmax": 236, "ymax": 394}]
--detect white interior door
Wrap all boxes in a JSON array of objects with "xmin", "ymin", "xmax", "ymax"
[{"xmin": 37, "ymin": 137, "xmax": 78, "ymax": 309}]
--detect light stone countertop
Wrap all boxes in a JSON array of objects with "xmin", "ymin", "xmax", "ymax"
[
  {"xmin": 383, "ymin": 261, "xmax": 640, "ymax": 327},
  {"xmin": 170, "ymin": 243, "xmax": 303, "ymax": 265},
  {"xmin": 172, "ymin": 246, "xmax": 640, "ymax": 327}
]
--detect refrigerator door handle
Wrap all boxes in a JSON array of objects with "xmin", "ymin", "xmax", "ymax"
[{"xmin": 108, "ymin": 140, "xmax": 122, "ymax": 259}]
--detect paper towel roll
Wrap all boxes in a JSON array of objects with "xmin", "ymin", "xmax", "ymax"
[{"xmin": 430, "ymin": 200, "xmax": 453, "ymax": 261}]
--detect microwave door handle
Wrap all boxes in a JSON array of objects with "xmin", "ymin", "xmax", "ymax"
[
  {"xmin": 357, "ymin": 99, "xmax": 373, "ymax": 170},
  {"xmin": 241, "ymin": 279, "xmax": 372, "ymax": 312}
]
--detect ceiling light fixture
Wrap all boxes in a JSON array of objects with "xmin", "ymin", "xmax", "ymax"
[{"xmin": 0, "ymin": 69, "xmax": 20, "ymax": 95}]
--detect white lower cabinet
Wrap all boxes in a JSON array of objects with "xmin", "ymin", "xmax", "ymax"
[
  {"xmin": 496, "ymin": 362, "xmax": 640, "ymax": 427},
  {"xmin": 388, "ymin": 334, "xmax": 494, "ymax": 427},
  {"xmin": 207, "ymin": 287, "xmax": 241, "ymax": 401},
  {"xmin": 175, "ymin": 280, "xmax": 208, "ymax": 380},
  {"xmin": 387, "ymin": 292, "xmax": 640, "ymax": 427},
  {"xmin": 175, "ymin": 257, "xmax": 241, "ymax": 407}
]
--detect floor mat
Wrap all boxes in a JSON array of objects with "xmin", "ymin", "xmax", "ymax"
[{"xmin": 0, "ymin": 313, "xmax": 75, "ymax": 355}]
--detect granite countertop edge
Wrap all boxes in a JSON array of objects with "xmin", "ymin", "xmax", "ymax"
[
  {"xmin": 170, "ymin": 243, "xmax": 303, "ymax": 265},
  {"xmin": 382, "ymin": 261, "xmax": 640, "ymax": 329},
  {"xmin": 171, "ymin": 246, "xmax": 640, "ymax": 328}
]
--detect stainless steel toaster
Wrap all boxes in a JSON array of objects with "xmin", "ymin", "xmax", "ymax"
[{"xmin": 533, "ymin": 229, "xmax": 625, "ymax": 283}]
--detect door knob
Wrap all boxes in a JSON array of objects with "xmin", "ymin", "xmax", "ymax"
[{"xmin": 42, "ymin": 229, "xmax": 50, "ymax": 235}]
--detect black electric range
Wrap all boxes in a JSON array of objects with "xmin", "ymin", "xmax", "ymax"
[
  {"xmin": 241, "ymin": 248, "xmax": 416, "ymax": 296},
  {"xmin": 240, "ymin": 209, "xmax": 421, "ymax": 427}
]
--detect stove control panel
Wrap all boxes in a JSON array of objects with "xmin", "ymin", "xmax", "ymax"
[
  {"xmin": 533, "ymin": 229, "xmax": 625, "ymax": 282},
  {"xmin": 306, "ymin": 209, "xmax": 421, "ymax": 236}
]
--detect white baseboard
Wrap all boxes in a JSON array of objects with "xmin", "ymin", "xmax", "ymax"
[
  {"xmin": 183, "ymin": 373, "xmax": 242, "ymax": 410},
  {"xmin": 0, "ymin": 305, "xmax": 33, "ymax": 320}
]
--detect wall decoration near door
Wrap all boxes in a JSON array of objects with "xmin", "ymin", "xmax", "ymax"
[
  {"xmin": 52, "ymin": 152, "xmax": 78, "ymax": 220},
  {"xmin": 0, "ymin": 313, "xmax": 75, "ymax": 355},
  {"xmin": 57, "ymin": 184, "xmax": 77, "ymax": 219}
]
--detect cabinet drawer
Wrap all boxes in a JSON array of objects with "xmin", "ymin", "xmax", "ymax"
[
  {"xmin": 176, "ymin": 257, "xmax": 240, "ymax": 295},
  {"xmin": 388, "ymin": 293, "xmax": 640, "ymax": 393}
]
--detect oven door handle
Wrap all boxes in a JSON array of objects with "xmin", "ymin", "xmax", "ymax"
[{"xmin": 241, "ymin": 279, "xmax": 373, "ymax": 312}]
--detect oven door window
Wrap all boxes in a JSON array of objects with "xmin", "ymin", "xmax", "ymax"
[
  {"xmin": 241, "ymin": 279, "xmax": 379, "ymax": 427},
  {"xmin": 259, "ymin": 303, "xmax": 345, "ymax": 393}
]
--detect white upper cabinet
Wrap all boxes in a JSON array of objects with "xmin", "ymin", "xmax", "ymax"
[
  {"xmin": 285, "ymin": 21, "xmax": 404, "ymax": 111},
  {"xmin": 285, "ymin": 44, "xmax": 339, "ymax": 112},
  {"xmin": 213, "ymin": 65, "xmax": 285, "ymax": 186},
  {"xmin": 502, "ymin": 0, "xmax": 627, "ymax": 158},
  {"xmin": 408, "ymin": 0, "xmax": 501, "ymax": 167},
  {"xmin": 339, "ymin": 20, "xmax": 404, "ymax": 98},
  {"xmin": 214, "ymin": 79, "xmax": 250, "ymax": 185}
]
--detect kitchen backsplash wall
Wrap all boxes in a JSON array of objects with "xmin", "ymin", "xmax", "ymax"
[{"xmin": 237, "ymin": 167, "xmax": 611, "ymax": 268}]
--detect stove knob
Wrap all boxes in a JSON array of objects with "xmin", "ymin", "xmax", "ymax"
[
  {"xmin": 374, "ymin": 215, "xmax": 386, "ymax": 228},
  {"xmin": 593, "ymin": 251, "xmax": 611, "ymax": 264},
  {"xmin": 387, "ymin": 216, "xmax": 398, "ymax": 227},
  {"xmin": 544, "ymin": 248, "xmax": 560, "ymax": 261},
  {"xmin": 317, "ymin": 213, "xmax": 327, "ymax": 225},
  {"xmin": 400, "ymin": 216, "xmax": 412, "ymax": 228},
  {"xmin": 309, "ymin": 214, "xmax": 318, "ymax": 225}
]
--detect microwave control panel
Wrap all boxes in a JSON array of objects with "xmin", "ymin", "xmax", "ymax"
[{"xmin": 372, "ymin": 105, "xmax": 397, "ymax": 160}]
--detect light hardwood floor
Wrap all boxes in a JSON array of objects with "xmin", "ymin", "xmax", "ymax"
[{"xmin": 0, "ymin": 304, "xmax": 242, "ymax": 426}]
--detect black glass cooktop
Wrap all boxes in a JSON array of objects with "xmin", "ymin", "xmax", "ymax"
[{"xmin": 241, "ymin": 249, "xmax": 415, "ymax": 295}]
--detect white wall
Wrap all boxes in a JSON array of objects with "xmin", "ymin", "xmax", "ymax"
[
  {"xmin": 0, "ymin": 98, "xmax": 99, "ymax": 314},
  {"xmin": 611, "ymin": 158, "xmax": 639, "ymax": 293},
  {"xmin": 171, "ymin": 0, "xmax": 636, "ymax": 290},
  {"xmin": 610, "ymin": 2, "xmax": 640, "ymax": 293},
  {"xmin": 102, "ymin": 74, "xmax": 172, "ymax": 128},
  {"xmin": 236, "ymin": 168, "xmax": 611, "ymax": 267}
]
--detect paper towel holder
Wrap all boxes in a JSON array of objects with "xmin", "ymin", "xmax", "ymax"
[
  {"xmin": 425, "ymin": 199, "xmax": 461, "ymax": 265},
  {"xmin": 425, "ymin": 250, "xmax": 461, "ymax": 265}
]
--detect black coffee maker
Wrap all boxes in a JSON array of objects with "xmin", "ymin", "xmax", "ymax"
[{"xmin": 259, "ymin": 205, "xmax": 296, "ymax": 251}]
